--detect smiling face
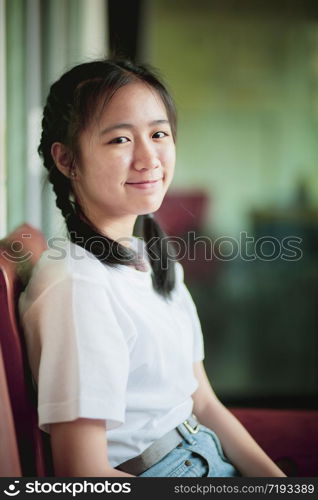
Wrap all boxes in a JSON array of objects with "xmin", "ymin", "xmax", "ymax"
[{"xmin": 69, "ymin": 82, "xmax": 176, "ymax": 237}]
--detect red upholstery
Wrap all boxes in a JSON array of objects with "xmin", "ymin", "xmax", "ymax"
[
  {"xmin": 0, "ymin": 223, "xmax": 52, "ymax": 476},
  {"xmin": 156, "ymin": 189, "xmax": 220, "ymax": 282},
  {"xmin": 0, "ymin": 343, "xmax": 21, "ymax": 476},
  {"xmin": 231, "ymin": 408, "xmax": 318, "ymax": 477},
  {"xmin": 156, "ymin": 189, "xmax": 209, "ymax": 237}
]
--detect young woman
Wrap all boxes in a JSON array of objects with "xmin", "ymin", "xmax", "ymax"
[{"xmin": 19, "ymin": 59, "xmax": 285, "ymax": 478}]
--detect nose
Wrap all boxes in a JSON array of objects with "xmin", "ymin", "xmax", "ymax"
[{"xmin": 132, "ymin": 140, "xmax": 161, "ymax": 171}]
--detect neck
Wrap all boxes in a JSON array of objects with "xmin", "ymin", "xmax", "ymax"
[{"xmin": 79, "ymin": 210, "xmax": 138, "ymax": 248}]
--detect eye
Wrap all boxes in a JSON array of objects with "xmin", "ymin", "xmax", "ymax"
[
  {"xmin": 152, "ymin": 131, "xmax": 168, "ymax": 139},
  {"xmin": 109, "ymin": 136, "xmax": 130, "ymax": 144}
]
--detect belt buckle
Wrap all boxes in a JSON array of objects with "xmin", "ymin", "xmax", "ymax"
[{"xmin": 183, "ymin": 419, "xmax": 199, "ymax": 434}]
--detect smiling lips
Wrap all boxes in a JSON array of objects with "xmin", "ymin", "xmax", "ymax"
[{"xmin": 126, "ymin": 179, "xmax": 162, "ymax": 189}]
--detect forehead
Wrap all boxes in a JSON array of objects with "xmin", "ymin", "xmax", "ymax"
[{"xmin": 97, "ymin": 82, "xmax": 168, "ymax": 124}]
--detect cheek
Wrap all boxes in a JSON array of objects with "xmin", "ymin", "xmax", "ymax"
[
  {"xmin": 162, "ymin": 153, "xmax": 175, "ymax": 192},
  {"xmin": 162, "ymin": 144, "xmax": 176, "ymax": 169},
  {"xmin": 164, "ymin": 151, "xmax": 176, "ymax": 183},
  {"xmin": 84, "ymin": 152, "xmax": 130, "ymax": 185},
  {"xmin": 110, "ymin": 148, "xmax": 132, "ymax": 165}
]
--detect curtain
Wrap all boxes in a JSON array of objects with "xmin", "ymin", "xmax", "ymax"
[
  {"xmin": 3, "ymin": 0, "xmax": 108, "ymax": 239},
  {"xmin": 0, "ymin": 0, "xmax": 6, "ymax": 236}
]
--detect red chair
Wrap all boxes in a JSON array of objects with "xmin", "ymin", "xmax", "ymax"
[
  {"xmin": 156, "ymin": 189, "xmax": 220, "ymax": 282},
  {"xmin": 231, "ymin": 407, "xmax": 318, "ymax": 477},
  {"xmin": 0, "ymin": 223, "xmax": 52, "ymax": 476},
  {"xmin": 0, "ymin": 343, "xmax": 21, "ymax": 476},
  {"xmin": 156, "ymin": 189, "xmax": 209, "ymax": 237}
]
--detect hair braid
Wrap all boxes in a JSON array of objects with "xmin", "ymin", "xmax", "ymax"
[{"xmin": 142, "ymin": 214, "xmax": 176, "ymax": 296}]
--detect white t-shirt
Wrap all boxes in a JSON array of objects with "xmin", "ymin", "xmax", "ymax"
[{"xmin": 19, "ymin": 237, "xmax": 204, "ymax": 468}]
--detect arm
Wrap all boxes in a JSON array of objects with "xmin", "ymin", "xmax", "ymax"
[
  {"xmin": 50, "ymin": 418, "xmax": 135, "ymax": 477},
  {"xmin": 192, "ymin": 361, "xmax": 286, "ymax": 477}
]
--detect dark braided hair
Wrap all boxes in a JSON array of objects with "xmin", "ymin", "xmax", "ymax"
[{"xmin": 39, "ymin": 59, "xmax": 177, "ymax": 297}]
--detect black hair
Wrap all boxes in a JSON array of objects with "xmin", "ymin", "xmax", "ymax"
[{"xmin": 39, "ymin": 59, "xmax": 177, "ymax": 297}]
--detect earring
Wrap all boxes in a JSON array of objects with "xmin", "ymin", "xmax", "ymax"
[{"xmin": 70, "ymin": 169, "xmax": 77, "ymax": 179}]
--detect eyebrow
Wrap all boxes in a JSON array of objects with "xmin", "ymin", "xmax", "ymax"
[{"xmin": 99, "ymin": 119, "xmax": 170, "ymax": 136}]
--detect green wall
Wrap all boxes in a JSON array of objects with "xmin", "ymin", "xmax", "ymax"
[{"xmin": 150, "ymin": 0, "xmax": 318, "ymax": 237}]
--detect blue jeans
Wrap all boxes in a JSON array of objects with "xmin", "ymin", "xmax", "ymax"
[{"xmin": 139, "ymin": 424, "xmax": 240, "ymax": 477}]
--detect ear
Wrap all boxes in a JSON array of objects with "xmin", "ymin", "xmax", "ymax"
[{"xmin": 51, "ymin": 142, "xmax": 74, "ymax": 179}]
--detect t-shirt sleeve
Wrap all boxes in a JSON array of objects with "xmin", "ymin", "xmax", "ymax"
[
  {"xmin": 175, "ymin": 263, "xmax": 205, "ymax": 362},
  {"xmin": 24, "ymin": 276, "xmax": 129, "ymax": 433}
]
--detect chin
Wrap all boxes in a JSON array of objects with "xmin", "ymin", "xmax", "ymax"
[{"xmin": 135, "ymin": 196, "xmax": 165, "ymax": 216}]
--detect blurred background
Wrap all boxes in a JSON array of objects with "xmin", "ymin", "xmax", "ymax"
[{"xmin": 1, "ymin": 0, "xmax": 318, "ymax": 409}]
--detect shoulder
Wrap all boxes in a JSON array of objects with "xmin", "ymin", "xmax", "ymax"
[
  {"xmin": 19, "ymin": 239, "xmax": 114, "ymax": 315},
  {"xmin": 35, "ymin": 238, "xmax": 110, "ymax": 284}
]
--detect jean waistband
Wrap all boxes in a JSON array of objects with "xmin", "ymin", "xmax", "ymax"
[{"xmin": 116, "ymin": 414, "xmax": 200, "ymax": 476}]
